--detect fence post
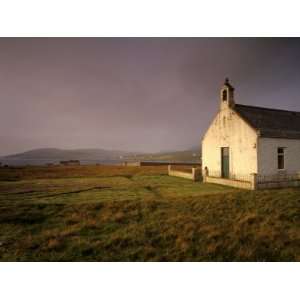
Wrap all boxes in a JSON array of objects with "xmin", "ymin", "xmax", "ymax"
[
  {"xmin": 250, "ymin": 173, "xmax": 257, "ymax": 190},
  {"xmin": 192, "ymin": 168, "xmax": 202, "ymax": 182},
  {"xmin": 192, "ymin": 168, "xmax": 197, "ymax": 181},
  {"xmin": 192, "ymin": 168, "xmax": 195, "ymax": 180},
  {"xmin": 296, "ymin": 172, "xmax": 300, "ymax": 187},
  {"xmin": 168, "ymin": 165, "xmax": 172, "ymax": 175}
]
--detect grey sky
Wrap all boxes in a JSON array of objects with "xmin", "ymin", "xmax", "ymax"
[{"xmin": 1, "ymin": 38, "xmax": 300, "ymax": 155}]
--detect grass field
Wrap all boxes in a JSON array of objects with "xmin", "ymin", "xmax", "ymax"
[{"xmin": 0, "ymin": 165, "xmax": 299, "ymax": 261}]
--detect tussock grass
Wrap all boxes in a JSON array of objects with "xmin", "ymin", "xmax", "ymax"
[{"xmin": 0, "ymin": 165, "xmax": 299, "ymax": 261}]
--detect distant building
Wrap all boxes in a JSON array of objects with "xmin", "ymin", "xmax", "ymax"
[
  {"xmin": 60, "ymin": 160, "xmax": 80, "ymax": 166},
  {"xmin": 202, "ymin": 78, "xmax": 300, "ymax": 189}
]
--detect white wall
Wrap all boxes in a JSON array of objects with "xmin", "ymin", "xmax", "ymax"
[
  {"xmin": 258, "ymin": 138, "xmax": 300, "ymax": 175},
  {"xmin": 202, "ymin": 107, "xmax": 258, "ymax": 177}
]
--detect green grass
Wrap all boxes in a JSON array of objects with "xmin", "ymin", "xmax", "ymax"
[{"xmin": 0, "ymin": 165, "xmax": 299, "ymax": 261}]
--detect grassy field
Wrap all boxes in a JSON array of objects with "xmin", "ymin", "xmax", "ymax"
[{"xmin": 0, "ymin": 165, "xmax": 299, "ymax": 261}]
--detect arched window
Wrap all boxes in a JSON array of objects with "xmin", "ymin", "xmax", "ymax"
[{"xmin": 222, "ymin": 89, "xmax": 227, "ymax": 101}]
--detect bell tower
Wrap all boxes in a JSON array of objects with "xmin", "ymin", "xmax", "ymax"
[{"xmin": 220, "ymin": 78, "xmax": 235, "ymax": 110}]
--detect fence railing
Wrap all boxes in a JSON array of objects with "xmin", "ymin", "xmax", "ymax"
[
  {"xmin": 204, "ymin": 170, "xmax": 300, "ymax": 190},
  {"xmin": 257, "ymin": 173, "xmax": 300, "ymax": 184},
  {"xmin": 206, "ymin": 171, "xmax": 252, "ymax": 183}
]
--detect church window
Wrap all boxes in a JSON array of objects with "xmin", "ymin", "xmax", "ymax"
[{"xmin": 277, "ymin": 148, "xmax": 285, "ymax": 170}]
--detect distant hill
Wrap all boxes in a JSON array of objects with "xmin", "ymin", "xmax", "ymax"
[
  {"xmin": 3, "ymin": 148, "xmax": 139, "ymax": 161},
  {"xmin": 1, "ymin": 146, "xmax": 201, "ymax": 165},
  {"xmin": 128, "ymin": 147, "xmax": 201, "ymax": 162}
]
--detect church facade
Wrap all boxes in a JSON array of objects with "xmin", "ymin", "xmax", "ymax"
[{"xmin": 202, "ymin": 79, "xmax": 300, "ymax": 186}]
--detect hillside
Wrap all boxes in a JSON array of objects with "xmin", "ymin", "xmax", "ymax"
[
  {"xmin": 1, "ymin": 147, "xmax": 201, "ymax": 164},
  {"xmin": 130, "ymin": 147, "xmax": 201, "ymax": 162},
  {"xmin": 3, "ymin": 148, "xmax": 140, "ymax": 161}
]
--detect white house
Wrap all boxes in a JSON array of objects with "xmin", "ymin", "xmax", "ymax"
[{"xmin": 202, "ymin": 78, "xmax": 300, "ymax": 189}]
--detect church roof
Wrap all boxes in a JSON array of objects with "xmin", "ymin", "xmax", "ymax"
[{"xmin": 234, "ymin": 104, "xmax": 300, "ymax": 139}]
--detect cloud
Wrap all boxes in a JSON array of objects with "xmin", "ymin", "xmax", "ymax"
[{"xmin": 1, "ymin": 38, "xmax": 300, "ymax": 155}]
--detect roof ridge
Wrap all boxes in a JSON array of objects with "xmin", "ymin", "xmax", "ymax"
[{"xmin": 235, "ymin": 103, "xmax": 300, "ymax": 114}]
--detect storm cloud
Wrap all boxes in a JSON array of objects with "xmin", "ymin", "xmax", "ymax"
[{"xmin": 1, "ymin": 38, "xmax": 300, "ymax": 155}]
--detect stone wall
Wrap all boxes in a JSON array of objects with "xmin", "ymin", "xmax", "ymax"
[
  {"xmin": 123, "ymin": 161, "xmax": 201, "ymax": 167},
  {"xmin": 168, "ymin": 165, "xmax": 202, "ymax": 181}
]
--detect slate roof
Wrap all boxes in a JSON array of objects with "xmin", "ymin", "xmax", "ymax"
[{"xmin": 234, "ymin": 104, "xmax": 300, "ymax": 139}]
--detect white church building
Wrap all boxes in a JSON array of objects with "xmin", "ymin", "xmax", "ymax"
[{"xmin": 202, "ymin": 79, "xmax": 300, "ymax": 189}]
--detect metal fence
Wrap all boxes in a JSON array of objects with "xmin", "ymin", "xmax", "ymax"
[
  {"xmin": 257, "ymin": 173, "xmax": 300, "ymax": 184},
  {"xmin": 204, "ymin": 170, "xmax": 300, "ymax": 190}
]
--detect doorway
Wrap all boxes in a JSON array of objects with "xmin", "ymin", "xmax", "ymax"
[{"xmin": 221, "ymin": 147, "xmax": 229, "ymax": 178}]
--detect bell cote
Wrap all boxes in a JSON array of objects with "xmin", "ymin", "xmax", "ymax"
[{"xmin": 220, "ymin": 78, "xmax": 235, "ymax": 110}]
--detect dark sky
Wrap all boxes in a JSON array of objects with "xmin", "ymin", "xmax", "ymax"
[{"xmin": 1, "ymin": 38, "xmax": 300, "ymax": 155}]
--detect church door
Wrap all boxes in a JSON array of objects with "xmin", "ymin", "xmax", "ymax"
[{"xmin": 221, "ymin": 147, "xmax": 229, "ymax": 178}]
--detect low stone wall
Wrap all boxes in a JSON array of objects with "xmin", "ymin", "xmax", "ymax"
[
  {"xmin": 123, "ymin": 162, "xmax": 141, "ymax": 166},
  {"xmin": 204, "ymin": 176, "xmax": 253, "ymax": 190},
  {"xmin": 123, "ymin": 161, "xmax": 201, "ymax": 167},
  {"xmin": 168, "ymin": 165, "xmax": 202, "ymax": 181}
]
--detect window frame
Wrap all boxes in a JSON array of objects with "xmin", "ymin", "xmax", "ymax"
[{"xmin": 277, "ymin": 147, "xmax": 285, "ymax": 170}]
